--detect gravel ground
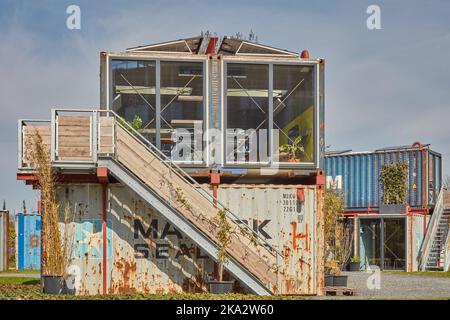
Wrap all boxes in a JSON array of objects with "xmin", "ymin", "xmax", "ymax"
[{"xmin": 317, "ymin": 271, "xmax": 450, "ymax": 299}]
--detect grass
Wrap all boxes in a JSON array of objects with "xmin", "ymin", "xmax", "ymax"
[
  {"xmin": 0, "ymin": 277, "xmax": 40, "ymax": 285},
  {"xmin": 0, "ymin": 269, "xmax": 41, "ymax": 274},
  {"xmin": 0, "ymin": 277, "xmax": 308, "ymax": 300},
  {"xmin": 383, "ymin": 271, "xmax": 450, "ymax": 278}
]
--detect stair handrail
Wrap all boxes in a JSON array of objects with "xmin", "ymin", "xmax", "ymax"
[
  {"xmin": 97, "ymin": 109, "xmax": 282, "ymax": 258},
  {"xmin": 418, "ymin": 186, "xmax": 446, "ymax": 270},
  {"xmin": 444, "ymin": 226, "xmax": 450, "ymax": 272}
]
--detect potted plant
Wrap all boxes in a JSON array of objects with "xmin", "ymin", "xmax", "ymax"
[
  {"xmin": 278, "ymin": 136, "xmax": 305, "ymax": 162},
  {"xmin": 324, "ymin": 189, "xmax": 352, "ymax": 287},
  {"xmin": 209, "ymin": 209, "xmax": 235, "ymax": 294},
  {"xmin": 30, "ymin": 132, "xmax": 74, "ymax": 294},
  {"xmin": 349, "ymin": 256, "xmax": 361, "ymax": 272}
]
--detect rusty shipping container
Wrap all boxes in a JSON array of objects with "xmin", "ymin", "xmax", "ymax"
[
  {"xmin": 54, "ymin": 183, "xmax": 323, "ymax": 295},
  {"xmin": 0, "ymin": 211, "xmax": 9, "ymax": 271}
]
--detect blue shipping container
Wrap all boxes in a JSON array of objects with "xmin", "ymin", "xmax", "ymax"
[
  {"xmin": 17, "ymin": 213, "xmax": 41, "ymax": 270},
  {"xmin": 325, "ymin": 145, "xmax": 442, "ymax": 210}
]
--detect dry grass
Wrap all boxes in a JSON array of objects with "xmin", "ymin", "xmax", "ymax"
[{"xmin": 28, "ymin": 131, "xmax": 64, "ymax": 276}]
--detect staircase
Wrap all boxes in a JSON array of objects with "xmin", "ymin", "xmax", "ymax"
[
  {"xmin": 20, "ymin": 109, "xmax": 313, "ymax": 295},
  {"xmin": 419, "ymin": 187, "xmax": 450, "ymax": 271}
]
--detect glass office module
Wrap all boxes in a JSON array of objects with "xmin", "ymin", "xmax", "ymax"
[{"xmin": 111, "ymin": 59, "xmax": 157, "ymax": 145}]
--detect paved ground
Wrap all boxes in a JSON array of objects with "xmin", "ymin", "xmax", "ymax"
[
  {"xmin": 318, "ymin": 271, "xmax": 450, "ymax": 299},
  {"xmin": 0, "ymin": 273, "xmax": 40, "ymax": 278}
]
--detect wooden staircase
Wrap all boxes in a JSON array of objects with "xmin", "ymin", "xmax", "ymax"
[{"xmin": 20, "ymin": 111, "xmax": 322, "ymax": 295}]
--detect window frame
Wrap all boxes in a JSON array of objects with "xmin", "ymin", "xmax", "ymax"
[
  {"xmin": 106, "ymin": 53, "xmax": 209, "ymax": 167},
  {"xmin": 221, "ymin": 57, "xmax": 320, "ymax": 169}
]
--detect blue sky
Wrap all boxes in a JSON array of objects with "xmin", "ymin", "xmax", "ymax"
[{"xmin": 1, "ymin": 0, "xmax": 449, "ymax": 213}]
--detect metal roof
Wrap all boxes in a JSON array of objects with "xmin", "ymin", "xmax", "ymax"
[
  {"xmin": 125, "ymin": 35, "xmax": 299, "ymax": 57},
  {"xmin": 325, "ymin": 143, "xmax": 435, "ymax": 157}
]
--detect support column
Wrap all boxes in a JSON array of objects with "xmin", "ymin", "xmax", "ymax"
[
  {"xmin": 97, "ymin": 167, "xmax": 109, "ymax": 295},
  {"xmin": 209, "ymin": 171, "xmax": 220, "ymax": 279}
]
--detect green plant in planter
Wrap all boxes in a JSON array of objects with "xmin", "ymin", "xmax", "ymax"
[
  {"xmin": 278, "ymin": 136, "xmax": 305, "ymax": 162},
  {"xmin": 350, "ymin": 256, "xmax": 361, "ymax": 263},
  {"xmin": 324, "ymin": 189, "xmax": 352, "ymax": 275},
  {"xmin": 117, "ymin": 115, "xmax": 143, "ymax": 135},
  {"xmin": 380, "ymin": 162, "xmax": 408, "ymax": 204},
  {"xmin": 130, "ymin": 115, "xmax": 143, "ymax": 131},
  {"xmin": 212, "ymin": 209, "xmax": 232, "ymax": 281}
]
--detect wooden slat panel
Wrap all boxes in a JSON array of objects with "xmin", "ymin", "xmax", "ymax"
[
  {"xmin": 57, "ymin": 116, "xmax": 91, "ymax": 160},
  {"xmin": 22, "ymin": 125, "xmax": 51, "ymax": 166},
  {"xmin": 99, "ymin": 117, "xmax": 114, "ymax": 155},
  {"xmin": 115, "ymin": 126, "xmax": 277, "ymax": 289},
  {"xmin": 58, "ymin": 115, "xmax": 91, "ymax": 126}
]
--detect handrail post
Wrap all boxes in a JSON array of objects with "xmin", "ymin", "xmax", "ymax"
[
  {"xmin": 92, "ymin": 110, "xmax": 98, "ymax": 163},
  {"xmin": 17, "ymin": 119, "xmax": 23, "ymax": 169},
  {"xmin": 50, "ymin": 109, "xmax": 57, "ymax": 162}
]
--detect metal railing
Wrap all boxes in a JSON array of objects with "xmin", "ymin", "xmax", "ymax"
[
  {"xmin": 418, "ymin": 186, "xmax": 445, "ymax": 270},
  {"xmin": 18, "ymin": 108, "xmax": 282, "ymax": 260},
  {"xmin": 17, "ymin": 119, "xmax": 51, "ymax": 170},
  {"xmin": 444, "ymin": 230, "xmax": 450, "ymax": 272}
]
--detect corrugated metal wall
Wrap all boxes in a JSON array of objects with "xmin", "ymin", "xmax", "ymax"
[
  {"xmin": 215, "ymin": 185, "xmax": 320, "ymax": 294},
  {"xmin": 53, "ymin": 183, "xmax": 321, "ymax": 295},
  {"xmin": 407, "ymin": 214, "xmax": 426, "ymax": 272},
  {"xmin": 17, "ymin": 213, "xmax": 41, "ymax": 270},
  {"xmin": 325, "ymin": 148, "xmax": 442, "ymax": 209}
]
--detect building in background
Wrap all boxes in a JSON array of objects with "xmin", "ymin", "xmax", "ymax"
[{"xmin": 325, "ymin": 143, "xmax": 445, "ymax": 272}]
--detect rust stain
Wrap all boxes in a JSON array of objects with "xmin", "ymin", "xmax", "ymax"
[{"xmin": 114, "ymin": 257, "xmax": 137, "ymax": 294}]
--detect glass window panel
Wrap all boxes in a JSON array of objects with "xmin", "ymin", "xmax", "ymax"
[
  {"xmin": 160, "ymin": 61, "xmax": 204, "ymax": 161},
  {"xmin": 111, "ymin": 59, "xmax": 157, "ymax": 145},
  {"xmin": 273, "ymin": 64, "xmax": 314, "ymax": 163},
  {"xmin": 226, "ymin": 63, "xmax": 269, "ymax": 163}
]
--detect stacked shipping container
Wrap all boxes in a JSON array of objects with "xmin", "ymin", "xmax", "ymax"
[{"xmin": 325, "ymin": 145, "xmax": 442, "ymax": 210}]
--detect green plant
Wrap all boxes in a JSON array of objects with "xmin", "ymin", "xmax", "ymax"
[
  {"xmin": 350, "ymin": 256, "xmax": 361, "ymax": 263},
  {"xmin": 212, "ymin": 209, "xmax": 232, "ymax": 281},
  {"xmin": 117, "ymin": 115, "xmax": 142, "ymax": 135},
  {"xmin": 380, "ymin": 162, "xmax": 408, "ymax": 205},
  {"xmin": 278, "ymin": 136, "xmax": 305, "ymax": 162},
  {"xmin": 130, "ymin": 115, "xmax": 143, "ymax": 131},
  {"xmin": 323, "ymin": 189, "xmax": 352, "ymax": 274}
]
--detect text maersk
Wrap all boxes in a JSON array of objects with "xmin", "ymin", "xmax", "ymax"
[{"xmin": 176, "ymin": 304, "xmax": 274, "ymax": 317}]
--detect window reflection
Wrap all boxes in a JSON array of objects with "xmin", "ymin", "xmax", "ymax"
[
  {"xmin": 226, "ymin": 64, "xmax": 269, "ymax": 163},
  {"xmin": 273, "ymin": 65, "xmax": 314, "ymax": 163},
  {"xmin": 111, "ymin": 60, "xmax": 157, "ymax": 145}
]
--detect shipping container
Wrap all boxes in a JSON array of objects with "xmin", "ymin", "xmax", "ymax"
[
  {"xmin": 53, "ymin": 182, "xmax": 323, "ymax": 295},
  {"xmin": 325, "ymin": 144, "xmax": 442, "ymax": 210},
  {"xmin": 99, "ymin": 35, "xmax": 325, "ymax": 175},
  {"xmin": 0, "ymin": 211, "xmax": 8, "ymax": 271},
  {"xmin": 17, "ymin": 213, "xmax": 41, "ymax": 270},
  {"xmin": 353, "ymin": 213, "xmax": 427, "ymax": 272}
]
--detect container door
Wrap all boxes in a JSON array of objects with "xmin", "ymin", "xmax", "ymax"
[
  {"xmin": 21, "ymin": 215, "xmax": 41, "ymax": 270},
  {"xmin": 359, "ymin": 219, "xmax": 382, "ymax": 269}
]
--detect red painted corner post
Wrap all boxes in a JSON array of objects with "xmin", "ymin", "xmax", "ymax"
[
  {"xmin": 209, "ymin": 171, "xmax": 220, "ymax": 279},
  {"xmin": 315, "ymin": 170, "xmax": 325, "ymax": 186},
  {"xmin": 210, "ymin": 172, "xmax": 221, "ymax": 208},
  {"xmin": 97, "ymin": 167, "xmax": 109, "ymax": 294}
]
